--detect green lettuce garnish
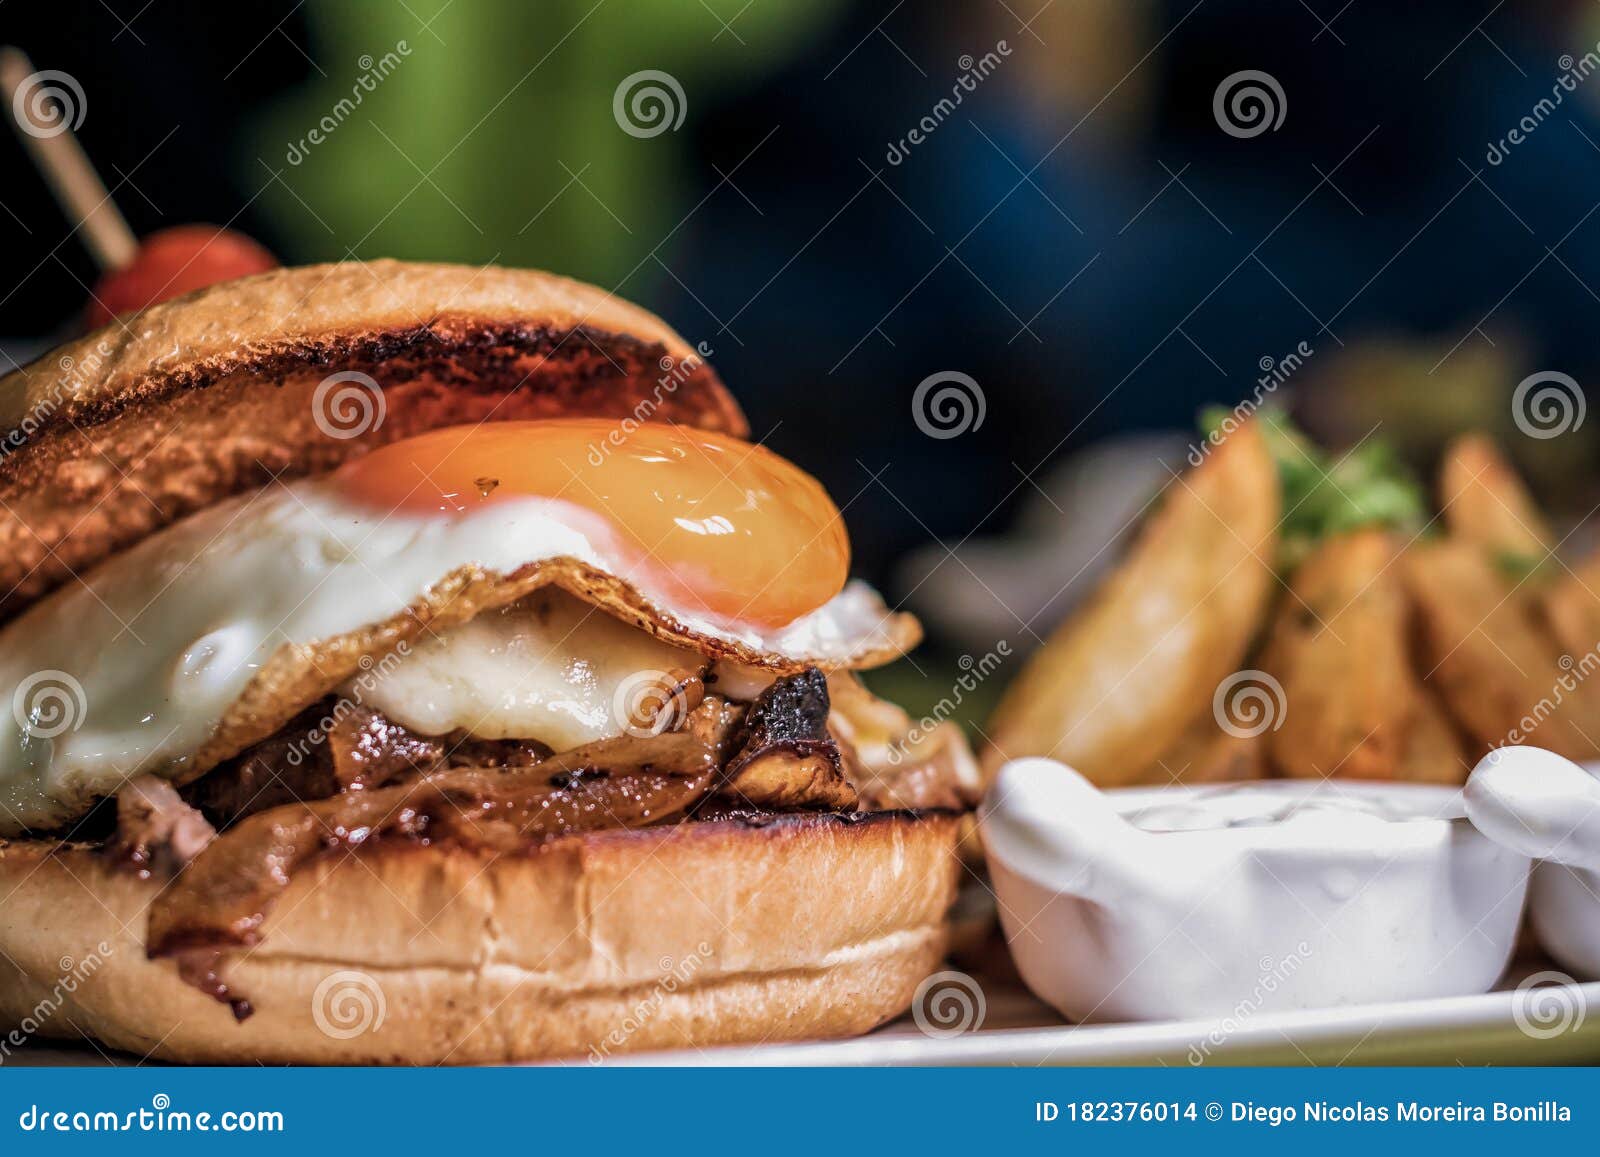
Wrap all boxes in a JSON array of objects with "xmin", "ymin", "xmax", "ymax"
[
  {"xmin": 1201, "ymin": 407, "xmax": 1426, "ymax": 570},
  {"xmin": 1493, "ymin": 550, "xmax": 1547, "ymax": 584}
]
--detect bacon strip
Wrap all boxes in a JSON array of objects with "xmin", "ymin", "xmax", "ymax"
[
  {"xmin": 108, "ymin": 776, "xmax": 216, "ymax": 877},
  {"xmin": 147, "ymin": 703, "xmax": 740, "ymax": 962},
  {"xmin": 722, "ymin": 669, "xmax": 857, "ymax": 811}
]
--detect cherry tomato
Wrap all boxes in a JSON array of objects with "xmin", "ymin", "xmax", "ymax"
[{"xmin": 85, "ymin": 225, "xmax": 278, "ymax": 329}]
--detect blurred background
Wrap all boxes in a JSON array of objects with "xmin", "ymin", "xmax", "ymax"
[{"xmin": 4, "ymin": 0, "xmax": 1600, "ymax": 715}]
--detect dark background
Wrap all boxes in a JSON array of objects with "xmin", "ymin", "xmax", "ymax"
[{"xmin": 4, "ymin": 0, "xmax": 1599, "ymax": 607}]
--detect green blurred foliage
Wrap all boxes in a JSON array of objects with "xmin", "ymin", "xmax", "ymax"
[
  {"xmin": 1203, "ymin": 406, "xmax": 1427, "ymax": 571},
  {"xmin": 244, "ymin": 0, "xmax": 843, "ymax": 282}
]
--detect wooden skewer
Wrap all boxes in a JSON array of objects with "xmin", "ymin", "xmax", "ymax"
[{"xmin": 0, "ymin": 45, "xmax": 137, "ymax": 271}]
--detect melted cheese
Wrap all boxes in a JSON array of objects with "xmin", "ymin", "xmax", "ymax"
[{"xmin": 351, "ymin": 590, "xmax": 700, "ymax": 749}]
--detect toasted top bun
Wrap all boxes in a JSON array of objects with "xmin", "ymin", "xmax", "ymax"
[{"xmin": 0, "ymin": 260, "xmax": 745, "ymax": 621}]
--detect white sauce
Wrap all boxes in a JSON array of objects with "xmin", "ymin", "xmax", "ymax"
[{"xmin": 1124, "ymin": 784, "xmax": 1443, "ymax": 833}]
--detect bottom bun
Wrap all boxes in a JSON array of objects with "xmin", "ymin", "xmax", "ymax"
[{"xmin": 0, "ymin": 810, "xmax": 960, "ymax": 1064}]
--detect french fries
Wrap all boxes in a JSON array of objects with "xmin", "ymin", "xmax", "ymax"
[
  {"xmin": 981, "ymin": 422, "xmax": 1280, "ymax": 786},
  {"xmin": 1263, "ymin": 530, "xmax": 1414, "ymax": 780}
]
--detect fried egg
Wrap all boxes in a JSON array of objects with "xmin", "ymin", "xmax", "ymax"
[{"xmin": 0, "ymin": 420, "xmax": 916, "ymax": 832}]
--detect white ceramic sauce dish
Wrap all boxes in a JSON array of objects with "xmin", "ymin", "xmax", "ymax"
[
  {"xmin": 980, "ymin": 759, "xmax": 1532, "ymax": 1023},
  {"xmin": 1465, "ymin": 749, "xmax": 1600, "ymax": 981},
  {"xmin": 1532, "ymin": 863, "xmax": 1600, "ymax": 979}
]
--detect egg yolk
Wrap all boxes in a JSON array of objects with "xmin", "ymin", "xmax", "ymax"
[{"xmin": 333, "ymin": 419, "xmax": 851, "ymax": 629}]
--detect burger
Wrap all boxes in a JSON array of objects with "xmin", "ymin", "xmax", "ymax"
[{"xmin": 0, "ymin": 262, "xmax": 976, "ymax": 1064}]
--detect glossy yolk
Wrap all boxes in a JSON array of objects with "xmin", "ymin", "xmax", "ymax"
[{"xmin": 333, "ymin": 420, "xmax": 850, "ymax": 628}]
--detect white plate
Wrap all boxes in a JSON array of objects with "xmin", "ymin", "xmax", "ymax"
[
  {"xmin": 616, "ymin": 978, "xmax": 1600, "ymax": 1067},
  {"xmin": 13, "ymin": 973, "xmax": 1598, "ymax": 1066}
]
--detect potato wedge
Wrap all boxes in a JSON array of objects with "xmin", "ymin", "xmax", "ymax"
[
  {"xmin": 1403, "ymin": 539, "xmax": 1600, "ymax": 759},
  {"xmin": 981, "ymin": 422, "xmax": 1280, "ymax": 786},
  {"xmin": 1439, "ymin": 433, "xmax": 1553, "ymax": 570},
  {"xmin": 1396, "ymin": 682, "xmax": 1470, "ymax": 785},
  {"xmin": 1137, "ymin": 711, "xmax": 1266, "ymax": 786},
  {"xmin": 1540, "ymin": 551, "xmax": 1600, "ymax": 661},
  {"xmin": 1265, "ymin": 530, "xmax": 1414, "ymax": 779}
]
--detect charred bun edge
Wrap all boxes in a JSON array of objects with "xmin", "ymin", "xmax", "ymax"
[
  {"xmin": 13, "ymin": 318, "xmax": 733, "ymax": 437},
  {"xmin": 0, "ymin": 260, "xmax": 746, "ymax": 619}
]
